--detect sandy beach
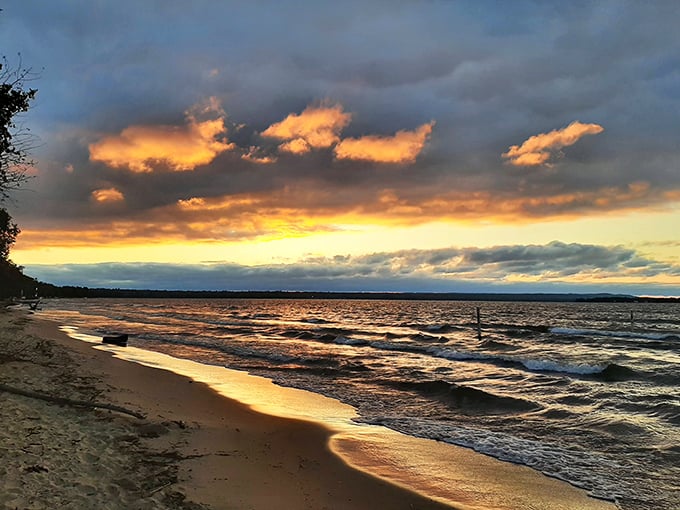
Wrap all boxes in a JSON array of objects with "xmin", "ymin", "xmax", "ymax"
[{"xmin": 0, "ymin": 308, "xmax": 618, "ymax": 510}]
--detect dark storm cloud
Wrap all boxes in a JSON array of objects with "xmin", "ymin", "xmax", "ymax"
[
  {"xmin": 25, "ymin": 242, "xmax": 680, "ymax": 293},
  {"xmin": 3, "ymin": 0, "xmax": 680, "ymax": 234}
]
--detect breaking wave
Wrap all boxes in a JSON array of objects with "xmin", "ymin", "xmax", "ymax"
[{"xmin": 379, "ymin": 379, "xmax": 540, "ymax": 414}]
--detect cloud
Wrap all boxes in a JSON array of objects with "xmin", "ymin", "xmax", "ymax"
[
  {"xmin": 14, "ymin": 179, "xmax": 676, "ymax": 253},
  {"xmin": 261, "ymin": 104, "xmax": 351, "ymax": 150},
  {"xmin": 91, "ymin": 188, "xmax": 124, "ymax": 203},
  {"xmin": 177, "ymin": 197, "xmax": 207, "ymax": 209},
  {"xmin": 279, "ymin": 138, "xmax": 311, "ymax": 155},
  {"xmin": 334, "ymin": 122, "xmax": 434, "ymax": 163},
  {"xmin": 502, "ymin": 121, "xmax": 604, "ymax": 167},
  {"xmin": 89, "ymin": 97, "xmax": 235, "ymax": 172},
  {"xmin": 260, "ymin": 104, "xmax": 434, "ymax": 164},
  {"xmin": 310, "ymin": 241, "xmax": 680, "ymax": 281},
  {"xmin": 354, "ymin": 181, "xmax": 666, "ymax": 224},
  {"xmin": 241, "ymin": 146, "xmax": 277, "ymax": 164},
  {"xmin": 23, "ymin": 242, "xmax": 680, "ymax": 292}
]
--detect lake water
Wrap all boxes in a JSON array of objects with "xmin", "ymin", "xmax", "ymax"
[{"xmin": 38, "ymin": 298, "xmax": 680, "ymax": 510}]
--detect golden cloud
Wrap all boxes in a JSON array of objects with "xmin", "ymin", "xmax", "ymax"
[
  {"xmin": 91, "ymin": 188, "xmax": 124, "ymax": 203},
  {"xmin": 177, "ymin": 195, "xmax": 262, "ymax": 212},
  {"xmin": 503, "ymin": 121, "xmax": 604, "ymax": 167},
  {"xmin": 241, "ymin": 147, "xmax": 277, "ymax": 164},
  {"xmin": 89, "ymin": 98, "xmax": 235, "ymax": 172},
  {"xmin": 177, "ymin": 197, "xmax": 207, "ymax": 210},
  {"xmin": 261, "ymin": 104, "xmax": 351, "ymax": 149},
  {"xmin": 279, "ymin": 138, "xmax": 311, "ymax": 155},
  {"xmin": 334, "ymin": 122, "xmax": 434, "ymax": 163}
]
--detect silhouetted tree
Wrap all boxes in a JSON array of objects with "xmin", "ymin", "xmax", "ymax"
[
  {"xmin": 0, "ymin": 208, "xmax": 19, "ymax": 260},
  {"xmin": 1, "ymin": 48, "xmax": 37, "ymax": 297},
  {"xmin": 1, "ymin": 55, "xmax": 37, "ymax": 201}
]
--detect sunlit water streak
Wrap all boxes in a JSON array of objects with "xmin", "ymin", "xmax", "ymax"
[{"xmin": 39, "ymin": 298, "xmax": 680, "ymax": 510}]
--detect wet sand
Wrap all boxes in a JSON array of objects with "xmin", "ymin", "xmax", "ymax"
[{"xmin": 0, "ymin": 309, "xmax": 618, "ymax": 509}]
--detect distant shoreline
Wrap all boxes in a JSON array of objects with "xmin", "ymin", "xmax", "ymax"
[{"xmin": 34, "ymin": 284, "xmax": 680, "ymax": 302}]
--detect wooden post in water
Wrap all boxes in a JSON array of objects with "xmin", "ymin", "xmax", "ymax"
[
  {"xmin": 630, "ymin": 311, "xmax": 634, "ymax": 330},
  {"xmin": 476, "ymin": 307, "xmax": 482, "ymax": 340}
]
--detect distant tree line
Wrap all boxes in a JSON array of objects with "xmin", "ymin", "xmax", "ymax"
[{"xmin": 30, "ymin": 285, "xmax": 679, "ymax": 302}]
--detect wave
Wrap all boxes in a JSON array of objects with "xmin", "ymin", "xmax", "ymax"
[
  {"xmin": 381, "ymin": 331, "xmax": 405, "ymax": 339},
  {"xmin": 208, "ymin": 325, "xmax": 262, "ymax": 337},
  {"xmin": 522, "ymin": 360, "xmax": 638, "ymax": 381},
  {"xmin": 649, "ymin": 402, "xmax": 680, "ymax": 426},
  {"xmin": 280, "ymin": 329, "xmax": 317, "ymax": 340},
  {"xmin": 371, "ymin": 341, "xmax": 431, "ymax": 353},
  {"xmin": 300, "ymin": 317, "xmax": 330, "ymax": 324},
  {"xmin": 380, "ymin": 379, "xmax": 539, "ymax": 414},
  {"xmin": 493, "ymin": 323, "xmax": 552, "ymax": 333},
  {"xmin": 551, "ymin": 327, "xmax": 680, "ymax": 342},
  {"xmin": 279, "ymin": 328, "xmax": 369, "ymax": 346},
  {"xmin": 460, "ymin": 322, "xmax": 551, "ymax": 337},
  {"xmin": 333, "ymin": 335, "xmax": 368, "ymax": 346},
  {"xmin": 408, "ymin": 332, "xmax": 449, "ymax": 343},
  {"xmin": 261, "ymin": 359, "xmax": 371, "ymax": 377},
  {"xmin": 419, "ymin": 323, "xmax": 465, "ymax": 334},
  {"xmin": 425, "ymin": 346, "xmax": 495, "ymax": 362},
  {"xmin": 479, "ymin": 339, "xmax": 517, "ymax": 350},
  {"xmin": 594, "ymin": 363, "xmax": 640, "ymax": 382},
  {"xmin": 252, "ymin": 313, "xmax": 281, "ymax": 320},
  {"xmin": 426, "ymin": 346, "xmax": 639, "ymax": 381}
]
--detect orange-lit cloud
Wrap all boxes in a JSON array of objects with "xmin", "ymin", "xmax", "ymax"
[
  {"xmin": 177, "ymin": 195, "xmax": 262, "ymax": 212},
  {"xmin": 261, "ymin": 104, "xmax": 351, "ymax": 149},
  {"xmin": 334, "ymin": 122, "xmax": 434, "ymax": 163},
  {"xmin": 241, "ymin": 147, "xmax": 277, "ymax": 164},
  {"xmin": 177, "ymin": 197, "xmax": 207, "ymax": 209},
  {"xmin": 502, "ymin": 121, "xmax": 604, "ymax": 167},
  {"xmin": 91, "ymin": 188, "xmax": 124, "ymax": 203},
  {"xmin": 279, "ymin": 138, "xmax": 311, "ymax": 155},
  {"xmin": 89, "ymin": 98, "xmax": 235, "ymax": 172}
]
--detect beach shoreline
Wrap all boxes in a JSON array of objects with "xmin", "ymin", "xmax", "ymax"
[{"xmin": 1, "ymin": 308, "xmax": 618, "ymax": 509}]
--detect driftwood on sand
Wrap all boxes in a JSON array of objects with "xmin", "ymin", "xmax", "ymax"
[
  {"xmin": 102, "ymin": 334, "xmax": 128, "ymax": 347},
  {"xmin": 0, "ymin": 382, "xmax": 146, "ymax": 419}
]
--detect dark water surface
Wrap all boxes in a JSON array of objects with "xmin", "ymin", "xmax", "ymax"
[{"xmin": 39, "ymin": 298, "xmax": 680, "ymax": 510}]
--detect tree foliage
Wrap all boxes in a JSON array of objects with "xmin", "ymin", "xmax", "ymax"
[
  {"xmin": 1, "ymin": 55, "xmax": 37, "ymax": 202},
  {"xmin": 0, "ymin": 207, "xmax": 19, "ymax": 260},
  {"xmin": 0, "ymin": 51, "xmax": 37, "ymax": 297}
]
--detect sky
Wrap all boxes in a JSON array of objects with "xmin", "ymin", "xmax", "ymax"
[{"xmin": 2, "ymin": 1, "xmax": 680, "ymax": 295}]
